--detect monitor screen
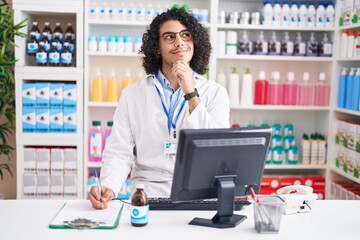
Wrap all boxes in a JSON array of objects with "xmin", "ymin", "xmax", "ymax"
[{"xmin": 170, "ymin": 127, "xmax": 272, "ymax": 228}]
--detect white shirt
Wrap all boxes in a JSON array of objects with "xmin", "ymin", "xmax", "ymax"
[{"xmin": 100, "ymin": 73, "xmax": 230, "ymax": 197}]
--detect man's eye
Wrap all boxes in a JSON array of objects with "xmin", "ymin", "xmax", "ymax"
[{"xmin": 164, "ymin": 34, "xmax": 175, "ymax": 40}]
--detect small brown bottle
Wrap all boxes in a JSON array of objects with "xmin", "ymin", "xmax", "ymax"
[{"xmin": 130, "ymin": 183, "xmax": 149, "ymax": 227}]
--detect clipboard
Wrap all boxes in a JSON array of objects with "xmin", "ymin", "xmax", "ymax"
[{"xmin": 49, "ymin": 200, "xmax": 124, "ymax": 230}]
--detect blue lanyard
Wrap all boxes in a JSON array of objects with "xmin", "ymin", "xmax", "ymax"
[{"xmin": 155, "ymin": 85, "xmax": 186, "ymax": 138}]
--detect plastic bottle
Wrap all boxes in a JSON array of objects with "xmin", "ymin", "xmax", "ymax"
[
  {"xmin": 325, "ymin": 1, "xmax": 335, "ymax": 27},
  {"xmin": 241, "ymin": 68, "xmax": 253, "ymax": 106},
  {"xmin": 53, "ymin": 33, "xmax": 62, "ymax": 53},
  {"xmin": 99, "ymin": 1, "xmax": 109, "ymax": 20},
  {"xmin": 228, "ymin": 67, "xmax": 240, "ymax": 107},
  {"xmin": 289, "ymin": 1, "xmax": 299, "ymax": 27},
  {"xmin": 340, "ymin": 30, "xmax": 348, "ymax": 58},
  {"xmin": 347, "ymin": 30, "xmax": 355, "ymax": 58},
  {"xmin": 89, "ymin": 0, "xmax": 99, "ymax": 19},
  {"xmin": 272, "ymin": 122, "xmax": 282, "ymax": 135},
  {"xmin": 131, "ymin": 183, "xmax": 149, "ymax": 227},
  {"xmin": 272, "ymin": 145, "xmax": 284, "ymax": 164},
  {"xmin": 36, "ymin": 42, "xmax": 47, "ymax": 66},
  {"xmin": 298, "ymin": 72, "xmax": 314, "ymax": 105},
  {"xmin": 104, "ymin": 121, "xmax": 113, "ymax": 149},
  {"xmin": 117, "ymin": 3, "xmax": 127, "ymax": 21},
  {"xmin": 281, "ymin": 31, "xmax": 294, "ymax": 56},
  {"xmin": 306, "ymin": 32, "xmax": 318, "ymax": 56},
  {"xmin": 48, "ymin": 42, "xmax": 60, "ymax": 66},
  {"xmin": 98, "ymin": 35, "xmax": 107, "ymax": 52},
  {"xmin": 65, "ymin": 23, "xmax": 75, "ymax": 43},
  {"xmin": 127, "ymin": 3, "xmax": 136, "ymax": 21},
  {"xmin": 268, "ymin": 71, "xmax": 284, "ymax": 105},
  {"xmin": 53, "ymin": 23, "xmax": 63, "ymax": 43},
  {"xmin": 27, "ymin": 32, "xmax": 38, "ymax": 55},
  {"xmin": 64, "ymin": 35, "xmax": 74, "ymax": 55},
  {"xmin": 92, "ymin": 68, "xmax": 104, "ymax": 102},
  {"xmin": 273, "ymin": 0, "xmax": 282, "ymax": 26},
  {"xmin": 316, "ymin": 1, "xmax": 325, "ymax": 27},
  {"xmin": 134, "ymin": 36, "xmax": 142, "ymax": 54},
  {"xmin": 88, "ymin": 35, "xmax": 97, "ymax": 51},
  {"xmin": 42, "ymin": 22, "xmax": 52, "ymax": 43},
  {"xmin": 268, "ymin": 31, "xmax": 281, "ymax": 55},
  {"xmin": 284, "ymin": 134, "xmax": 296, "ymax": 150},
  {"xmin": 314, "ymin": 72, "xmax": 330, "ymax": 106},
  {"xmin": 107, "ymin": 68, "xmax": 119, "ymax": 102},
  {"xmin": 217, "ymin": 68, "xmax": 227, "ymax": 89},
  {"xmin": 121, "ymin": 69, "xmax": 133, "ymax": 90},
  {"xmin": 317, "ymin": 134, "xmax": 326, "ymax": 165},
  {"xmin": 145, "ymin": 4, "xmax": 154, "ymax": 21},
  {"xmin": 284, "ymin": 121, "xmax": 294, "ymax": 136},
  {"xmin": 318, "ymin": 33, "xmax": 332, "ymax": 57},
  {"xmin": 271, "ymin": 134, "xmax": 282, "ymax": 148},
  {"xmin": 351, "ymin": 68, "xmax": 360, "ymax": 111},
  {"xmin": 281, "ymin": 0, "xmax": 291, "ymax": 26},
  {"xmin": 136, "ymin": 3, "xmax": 146, "ymax": 21},
  {"xmin": 301, "ymin": 133, "xmax": 311, "ymax": 164},
  {"xmin": 108, "ymin": 35, "xmax": 117, "ymax": 52},
  {"xmin": 253, "ymin": 31, "xmax": 268, "ymax": 55},
  {"xmin": 30, "ymin": 21, "xmax": 41, "ymax": 42},
  {"xmin": 124, "ymin": 36, "xmax": 133, "ymax": 53},
  {"xmin": 116, "ymin": 36, "xmax": 125, "ymax": 53},
  {"xmin": 337, "ymin": 68, "xmax": 348, "ymax": 108},
  {"xmin": 287, "ymin": 145, "xmax": 299, "ymax": 164},
  {"xmin": 307, "ymin": 1, "xmax": 316, "ymax": 27},
  {"xmin": 262, "ymin": 0, "xmax": 273, "ymax": 26},
  {"xmin": 254, "ymin": 71, "xmax": 269, "ymax": 105},
  {"xmin": 60, "ymin": 42, "xmax": 72, "ymax": 67},
  {"xmin": 345, "ymin": 68, "xmax": 355, "ymax": 109},
  {"xmin": 39, "ymin": 32, "xmax": 50, "ymax": 53},
  {"xmin": 89, "ymin": 121, "xmax": 103, "ymax": 162},
  {"xmin": 294, "ymin": 32, "xmax": 306, "ymax": 56},
  {"xmin": 283, "ymin": 72, "xmax": 298, "ymax": 105},
  {"xmin": 237, "ymin": 31, "xmax": 252, "ymax": 55},
  {"xmin": 298, "ymin": 1, "xmax": 308, "ymax": 27}
]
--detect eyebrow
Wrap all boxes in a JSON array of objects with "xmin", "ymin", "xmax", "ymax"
[{"xmin": 161, "ymin": 29, "xmax": 189, "ymax": 35}]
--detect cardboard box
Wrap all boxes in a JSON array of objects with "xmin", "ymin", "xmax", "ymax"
[
  {"xmin": 36, "ymin": 108, "xmax": 50, "ymax": 133},
  {"xmin": 36, "ymin": 174, "xmax": 50, "ymax": 198},
  {"xmin": 63, "ymin": 84, "xmax": 76, "ymax": 108},
  {"xmin": 22, "ymin": 83, "xmax": 36, "ymax": 107},
  {"xmin": 35, "ymin": 82, "xmax": 50, "ymax": 108},
  {"xmin": 23, "ymin": 172, "xmax": 37, "ymax": 198},
  {"xmin": 63, "ymin": 107, "xmax": 77, "ymax": 133},
  {"xmin": 340, "ymin": 0, "xmax": 354, "ymax": 25},
  {"xmin": 22, "ymin": 107, "xmax": 36, "ymax": 132},
  {"xmin": 50, "ymin": 83, "xmax": 63, "ymax": 108},
  {"xmin": 50, "ymin": 108, "xmax": 63, "ymax": 133}
]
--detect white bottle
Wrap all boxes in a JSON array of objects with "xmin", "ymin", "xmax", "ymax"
[
  {"xmin": 134, "ymin": 36, "xmax": 142, "ymax": 53},
  {"xmin": 124, "ymin": 36, "xmax": 133, "ymax": 53},
  {"xmin": 281, "ymin": 31, "xmax": 294, "ymax": 55},
  {"xmin": 319, "ymin": 33, "xmax": 332, "ymax": 57},
  {"xmin": 262, "ymin": 0, "xmax": 273, "ymax": 26},
  {"xmin": 127, "ymin": 3, "xmax": 136, "ymax": 21},
  {"xmin": 117, "ymin": 3, "xmax": 127, "ymax": 21},
  {"xmin": 89, "ymin": 0, "xmax": 99, "ymax": 20},
  {"xmin": 217, "ymin": 68, "xmax": 227, "ymax": 89},
  {"xmin": 281, "ymin": 0, "xmax": 291, "ymax": 26},
  {"xmin": 228, "ymin": 67, "xmax": 240, "ymax": 107},
  {"xmin": 294, "ymin": 32, "xmax": 306, "ymax": 56},
  {"xmin": 145, "ymin": 4, "xmax": 154, "ymax": 21},
  {"xmin": 88, "ymin": 35, "xmax": 97, "ymax": 52},
  {"xmin": 347, "ymin": 30, "xmax": 355, "ymax": 58},
  {"xmin": 325, "ymin": 1, "xmax": 335, "ymax": 27},
  {"xmin": 99, "ymin": 1, "xmax": 109, "ymax": 20},
  {"xmin": 307, "ymin": 1, "xmax": 316, "ymax": 27},
  {"xmin": 116, "ymin": 36, "xmax": 125, "ymax": 52},
  {"xmin": 98, "ymin": 35, "xmax": 107, "ymax": 52},
  {"xmin": 298, "ymin": 1, "xmax": 308, "ymax": 27},
  {"xmin": 241, "ymin": 68, "xmax": 254, "ymax": 106},
  {"xmin": 316, "ymin": 1, "xmax": 325, "ymax": 27},
  {"xmin": 289, "ymin": 1, "xmax": 299, "ymax": 27},
  {"xmin": 108, "ymin": 1, "xmax": 117, "ymax": 20},
  {"xmin": 238, "ymin": 31, "xmax": 252, "ymax": 54},
  {"xmin": 254, "ymin": 31, "xmax": 268, "ymax": 55},
  {"xmin": 340, "ymin": 30, "xmax": 348, "ymax": 58},
  {"xmin": 136, "ymin": 3, "xmax": 146, "ymax": 21},
  {"xmin": 273, "ymin": 0, "xmax": 282, "ymax": 26}
]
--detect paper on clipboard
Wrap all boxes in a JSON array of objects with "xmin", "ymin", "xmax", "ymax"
[{"xmin": 49, "ymin": 200, "xmax": 124, "ymax": 229}]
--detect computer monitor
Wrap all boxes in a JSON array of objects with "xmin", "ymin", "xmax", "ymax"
[{"xmin": 170, "ymin": 127, "xmax": 272, "ymax": 229}]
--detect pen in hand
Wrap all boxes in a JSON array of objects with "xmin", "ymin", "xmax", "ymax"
[{"xmin": 93, "ymin": 168, "xmax": 103, "ymax": 209}]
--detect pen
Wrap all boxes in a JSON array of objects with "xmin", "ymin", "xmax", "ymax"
[{"xmin": 93, "ymin": 169, "xmax": 102, "ymax": 206}]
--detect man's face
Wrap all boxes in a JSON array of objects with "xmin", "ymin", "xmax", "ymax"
[{"xmin": 158, "ymin": 20, "xmax": 194, "ymax": 68}]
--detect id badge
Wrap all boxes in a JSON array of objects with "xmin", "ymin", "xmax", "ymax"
[{"xmin": 164, "ymin": 138, "xmax": 178, "ymax": 159}]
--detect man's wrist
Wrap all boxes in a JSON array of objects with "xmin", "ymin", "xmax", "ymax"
[{"xmin": 184, "ymin": 88, "xmax": 199, "ymax": 101}]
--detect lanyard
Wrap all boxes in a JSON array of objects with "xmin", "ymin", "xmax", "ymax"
[{"xmin": 155, "ymin": 85, "xmax": 186, "ymax": 138}]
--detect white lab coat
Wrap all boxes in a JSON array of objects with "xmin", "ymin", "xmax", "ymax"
[{"xmin": 100, "ymin": 73, "xmax": 230, "ymax": 197}]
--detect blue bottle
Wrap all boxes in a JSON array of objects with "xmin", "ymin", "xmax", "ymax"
[
  {"xmin": 345, "ymin": 68, "xmax": 355, "ymax": 110},
  {"xmin": 338, "ymin": 68, "xmax": 347, "ymax": 108},
  {"xmin": 351, "ymin": 68, "xmax": 360, "ymax": 111}
]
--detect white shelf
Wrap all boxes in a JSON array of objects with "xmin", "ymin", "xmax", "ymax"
[
  {"xmin": 336, "ymin": 57, "xmax": 360, "ymax": 61},
  {"xmin": 87, "ymin": 102, "xmax": 118, "ymax": 107},
  {"xmin": 231, "ymin": 105, "xmax": 330, "ymax": 111},
  {"xmin": 338, "ymin": 23, "xmax": 360, "ymax": 30},
  {"xmin": 217, "ymin": 24, "xmax": 335, "ymax": 31},
  {"xmin": 334, "ymin": 108, "xmax": 360, "ymax": 117},
  {"xmin": 87, "ymin": 52, "xmax": 143, "ymax": 57},
  {"xmin": 86, "ymin": 162, "xmax": 102, "ymax": 168},
  {"xmin": 331, "ymin": 166, "xmax": 360, "ymax": 184},
  {"xmin": 265, "ymin": 164, "xmax": 327, "ymax": 170},
  {"xmin": 15, "ymin": 66, "xmax": 83, "ymax": 75},
  {"xmin": 88, "ymin": 19, "xmax": 151, "ymax": 26},
  {"xmin": 217, "ymin": 55, "xmax": 333, "ymax": 61},
  {"xmin": 16, "ymin": 133, "xmax": 83, "ymax": 146}
]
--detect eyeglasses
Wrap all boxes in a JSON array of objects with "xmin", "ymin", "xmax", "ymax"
[{"xmin": 160, "ymin": 30, "xmax": 192, "ymax": 44}]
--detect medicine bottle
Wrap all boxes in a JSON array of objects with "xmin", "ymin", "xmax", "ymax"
[{"xmin": 131, "ymin": 183, "xmax": 149, "ymax": 227}]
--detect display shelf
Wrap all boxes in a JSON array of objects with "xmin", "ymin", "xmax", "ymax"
[
  {"xmin": 230, "ymin": 106, "xmax": 330, "ymax": 111},
  {"xmin": 265, "ymin": 164, "xmax": 327, "ymax": 170},
  {"xmin": 217, "ymin": 55, "xmax": 334, "ymax": 61},
  {"xmin": 338, "ymin": 22, "xmax": 360, "ymax": 30},
  {"xmin": 87, "ymin": 102, "xmax": 118, "ymax": 108},
  {"xmin": 334, "ymin": 108, "xmax": 360, "ymax": 116},
  {"xmin": 88, "ymin": 52, "xmax": 143, "ymax": 57},
  {"xmin": 336, "ymin": 57, "xmax": 360, "ymax": 62},
  {"xmin": 87, "ymin": 162, "xmax": 102, "ymax": 168},
  {"xmin": 16, "ymin": 133, "xmax": 83, "ymax": 146},
  {"xmin": 331, "ymin": 167, "xmax": 360, "ymax": 185},
  {"xmin": 217, "ymin": 24, "xmax": 335, "ymax": 31},
  {"xmin": 15, "ymin": 66, "xmax": 84, "ymax": 76}
]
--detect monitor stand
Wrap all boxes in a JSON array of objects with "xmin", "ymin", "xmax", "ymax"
[{"xmin": 189, "ymin": 175, "xmax": 247, "ymax": 229}]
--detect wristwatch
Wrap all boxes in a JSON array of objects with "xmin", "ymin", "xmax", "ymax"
[{"xmin": 184, "ymin": 88, "xmax": 199, "ymax": 101}]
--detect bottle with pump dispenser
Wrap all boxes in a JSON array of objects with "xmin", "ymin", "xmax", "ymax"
[
  {"xmin": 92, "ymin": 68, "xmax": 104, "ymax": 102},
  {"xmin": 281, "ymin": 1, "xmax": 291, "ymax": 26},
  {"xmin": 268, "ymin": 31, "xmax": 281, "ymax": 55},
  {"xmin": 345, "ymin": 68, "xmax": 356, "ymax": 109},
  {"xmin": 319, "ymin": 33, "xmax": 332, "ymax": 57},
  {"xmin": 307, "ymin": 1, "xmax": 316, "ymax": 27},
  {"xmin": 281, "ymin": 32, "xmax": 294, "ymax": 56},
  {"xmin": 237, "ymin": 31, "xmax": 252, "ymax": 55},
  {"xmin": 217, "ymin": 68, "xmax": 227, "ymax": 89},
  {"xmin": 298, "ymin": 72, "xmax": 314, "ymax": 106},
  {"xmin": 254, "ymin": 71, "xmax": 269, "ymax": 105},
  {"xmin": 241, "ymin": 68, "xmax": 253, "ymax": 106},
  {"xmin": 314, "ymin": 72, "xmax": 330, "ymax": 106},
  {"xmin": 228, "ymin": 67, "xmax": 240, "ymax": 107},
  {"xmin": 253, "ymin": 31, "xmax": 268, "ymax": 55},
  {"xmin": 306, "ymin": 32, "xmax": 319, "ymax": 56},
  {"xmin": 283, "ymin": 72, "xmax": 298, "ymax": 105},
  {"xmin": 107, "ymin": 68, "xmax": 119, "ymax": 102},
  {"xmin": 351, "ymin": 68, "xmax": 360, "ymax": 111},
  {"xmin": 294, "ymin": 32, "xmax": 306, "ymax": 56},
  {"xmin": 298, "ymin": 1, "xmax": 308, "ymax": 27},
  {"xmin": 338, "ymin": 68, "xmax": 348, "ymax": 108},
  {"xmin": 289, "ymin": 1, "xmax": 299, "ymax": 27},
  {"xmin": 268, "ymin": 71, "xmax": 284, "ymax": 105}
]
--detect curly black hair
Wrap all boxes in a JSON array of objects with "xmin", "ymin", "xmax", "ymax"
[{"xmin": 140, "ymin": 8, "xmax": 212, "ymax": 75}]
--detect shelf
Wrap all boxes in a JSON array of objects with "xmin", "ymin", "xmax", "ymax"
[
  {"xmin": 217, "ymin": 55, "xmax": 333, "ymax": 61},
  {"xmin": 15, "ymin": 66, "xmax": 83, "ymax": 75},
  {"xmin": 338, "ymin": 23, "xmax": 360, "ymax": 31},
  {"xmin": 230, "ymin": 105, "xmax": 330, "ymax": 111},
  {"xmin": 336, "ymin": 57, "xmax": 360, "ymax": 61},
  {"xmin": 217, "ymin": 24, "xmax": 335, "ymax": 31},
  {"xmin": 87, "ymin": 102, "xmax": 118, "ymax": 107},
  {"xmin": 16, "ymin": 133, "xmax": 83, "ymax": 146},
  {"xmin": 86, "ymin": 162, "xmax": 102, "ymax": 168},
  {"xmin": 265, "ymin": 164, "xmax": 327, "ymax": 170},
  {"xmin": 334, "ymin": 108, "xmax": 360, "ymax": 117},
  {"xmin": 87, "ymin": 52, "xmax": 143, "ymax": 57},
  {"xmin": 88, "ymin": 19, "xmax": 211, "ymax": 28},
  {"xmin": 331, "ymin": 166, "xmax": 360, "ymax": 184}
]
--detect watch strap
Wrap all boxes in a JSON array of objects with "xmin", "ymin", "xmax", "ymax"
[{"xmin": 184, "ymin": 88, "xmax": 199, "ymax": 101}]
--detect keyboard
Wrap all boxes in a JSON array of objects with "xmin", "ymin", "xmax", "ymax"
[{"xmin": 148, "ymin": 198, "xmax": 251, "ymax": 211}]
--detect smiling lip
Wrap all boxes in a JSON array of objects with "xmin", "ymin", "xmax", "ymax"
[{"xmin": 171, "ymin": 48, "xmax": 188, "ymax": 54}]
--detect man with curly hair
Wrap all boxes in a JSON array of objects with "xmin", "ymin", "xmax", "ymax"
[{"xmin": 90, "ymin": 8, "xmax": 230, "ymax": 209}]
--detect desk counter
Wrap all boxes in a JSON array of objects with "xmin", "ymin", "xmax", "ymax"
[{"xmin": 0, "ymin": 200, "xmax": 358, "ymax": 240}]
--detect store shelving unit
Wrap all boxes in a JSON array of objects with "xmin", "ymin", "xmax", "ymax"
[{"xmin": 13, "ymin": 0, "xmax": 84, "ymax": 199}]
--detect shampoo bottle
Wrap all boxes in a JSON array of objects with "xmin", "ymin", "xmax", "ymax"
[{"xmin": 228, "ymin": 67, "xmax": 240, "ymax": 107}]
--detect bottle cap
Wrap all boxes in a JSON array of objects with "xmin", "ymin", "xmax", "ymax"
[
  {"xmin": 287, "ymin": 72, "xmax": 295, "ymax": 82},
  {"xmin": 107, "ymin": 121, "xmax": 113, "ymax": 127},
  {"xmin": 319, "ymin": 72, "xmax": 326, "ymax": 81},
  {"xmin": 136, "ymin": 183, "xmax": 145, "ymax": 189},
  {"xmin": 272, "ymin": 71, "xmax": 280, "ymax": 81},
  {"xmin": 303, "ymin": 72, "xmax": 310, "ymax": 81},
  {"xmin": 258, "ymin": 71, "xmax": 266, "ymax": 80},
  {"xmin": 92, "ymin": 121, "xmax": 101, "ymax": 126}
]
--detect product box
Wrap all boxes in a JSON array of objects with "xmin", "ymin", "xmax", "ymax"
[
  {"xmin": 36, "ymin": 173, "xmax": 50, "ymax": 198},
  {"xmin": 303, "ymin": 176, "xmax": 326, "ymax": 190},
  {"xmin": 64, "ymin": 148, "xmax": 77, "ymax": 172},
  {"xmin": 35, "ymin": 82, "xmax": 50, "ymax": 108},
  {"xmin": 23, "ymin": 148, "xmax": 36, "ymax": 172},
  {"xmin": 22, "ymin": 83, "xmax": 36, "ymax": 107},
  {"xmin": 50, "ymin": 174, "xmax": 64, "ymax": 198},
  {"xmin": 50, "ymin": 108, "xmax": 63, "ymax": 133},
  {"xmin": 314, "ymin": 188, "xmax": 325, "ymax": 200},
  {"xmin": 335, "ymin": 120, "xmax": 346, "ymax": 146},
  {"xmin": 259, "ymin": 176, "xmax": 280, "ymax": 195},
  {"xmin": 63, "ymin": 107, "xmax": 77, "ymax": 133},
  {"xmin": 50, "ymin": 148, "xmax": 64, "ymax": 173},
  {"xmin": 279, "ymin": 176, "xmax": 303, "ymax": 187},
  {"xmin": 345, "ymin": 148, "xmax": 356, "ymax": 176},
  {"xmin": 345, "ymin": 121, "xmax": 357, "ymax": 150},
  {"xmin": 50, "ymin": 83, "xmax": 63, "ymax": 109},
  {"xmin": 36, "ymin": 148, "xmax": 50, "ymax": 173},
  {"xmin": 336, "ymin": 145, "xmax": 346, "ymax": 170},
  {"xmin": 22, "ymin": 107, "xmax": 36, "ymax": 132},
  {"xmin": 64, "ymin": 173, "xmax": 77, "ymax": 198},
  {"xmin": 353, "ymin": 0, "xmax": 360, "ymax": 24},
  {"xmin": 354, "ymin": 151, "xmax": 360, "ymax": 178},
  {"xmin": 330, "ymin": 181, "xmax": 336, "ymax": 199},
  {"xmin": 36, "ymin": 108, "xmax": 50, "ymax": 133},
  {"xmin": 63, "ymin": 84, "xmax": 76, "ymax": 108},
  {"xmin": 340, "ymin": 0, "xmax": 354, "ymax": 25},
  {"xmin": 23, "ymin": 172, "xmax": 37, "ymax": 198},
  {"xmin": 356, "ymin": 124, "xmax": 360, "ymax": 152}
]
